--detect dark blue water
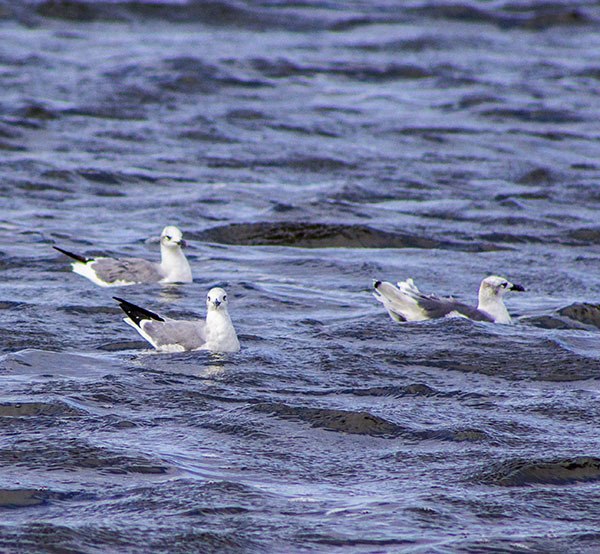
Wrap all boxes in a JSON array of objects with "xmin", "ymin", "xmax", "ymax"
[{"xmin": 1, "ymin": 1, "xmax": 600, "ymax": 552}]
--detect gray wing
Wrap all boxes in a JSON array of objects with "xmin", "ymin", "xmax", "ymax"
[
  {"xmin": 140, "ymin": 319, "xmax": 206, "ymax": 350},
  {"xmin": 92, "ymin": 257, "xmax": 162, "ymax": 284},
  {"xmin": 417, "ymin": 295, "xmax": 494, "ymax": 322}
]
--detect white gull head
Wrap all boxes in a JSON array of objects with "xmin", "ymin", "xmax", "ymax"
[
  {"xmin": 159, "ymin": 225, "xmax": 192, "ymax": 283},
  {"xmin": 160, "ymin": 225, "xmax": 186, "ymax": 249},
  {"xmin": 477, "ymin": 275, "xmax": 525, "ymax": 324},
  {"xmin": 206, "ymin": 287, "xmax": 229, "ymax": 311}
]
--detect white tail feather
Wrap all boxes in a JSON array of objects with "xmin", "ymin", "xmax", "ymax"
[{"xmin": 374, "ymin": 280, "xmax": 428, "ymax": 322}]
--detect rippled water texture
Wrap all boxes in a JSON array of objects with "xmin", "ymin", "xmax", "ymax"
[{"xmin": 1, "ymin": 1, "xmax": 600, "ymax": 552}]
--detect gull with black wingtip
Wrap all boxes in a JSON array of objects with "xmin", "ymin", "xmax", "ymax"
[
  {"xmin": 53, "ymin": 225, "xmax": 192, "ymax": 287},
  {"xmin": 373, "ymin": 275, "xmax": 525, "ymax": 324},
  {"xmin": 113, "ymin": 287, "xmax": 240, "ymax": 353}
]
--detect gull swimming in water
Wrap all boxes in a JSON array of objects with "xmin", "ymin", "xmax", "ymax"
[
  {"xmin": 53, "ymin": 225, "xmax": 192, "ymax": 287},
  {"xmin": 373, "ymin": 275, "xmax": 524, "ymax": 324},
  {"xmin": 113, "ymin": 287, "xmax": 240, "ymax": 353}
]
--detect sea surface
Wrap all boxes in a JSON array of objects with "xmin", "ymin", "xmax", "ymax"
[{"xmin": 1, "ymin": 1, "xmax": 600, "ymax": 552}]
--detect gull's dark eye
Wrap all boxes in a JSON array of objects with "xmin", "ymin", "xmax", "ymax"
[
  {"xmin": 164, "ymin": 235, "xmax": 171, "ymax": 240},
  {"xmin": 501, "ymin": 282, "xmax": 508, "ymax": 288},
  {"xmin": 223, "ymin": 295, "xmax": 227, "ymax": 301}
]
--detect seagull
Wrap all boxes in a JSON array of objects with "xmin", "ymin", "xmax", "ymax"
[
  {"xmin": 373, "ymin": 275, "xmax": 524, "ymax": 324},
  {"xmin": 53, "ymin": 225, "xmax": 192, "ymax": 287},
  {"xmin": 113, "ymin": 287, "xmax": 240, "ymax": 353}
]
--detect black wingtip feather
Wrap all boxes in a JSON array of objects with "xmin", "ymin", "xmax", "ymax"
[
  {"xmin": 113, "ymin": 297, "xmax": 165, "ymax": 326},
  {"xmin": 53, "ymin": 245, "xmax": 90, "ymax": 264}
]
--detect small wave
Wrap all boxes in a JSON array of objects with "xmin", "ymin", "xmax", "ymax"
[
  {"xmin": 0, "ymin": 329, "xmax": 59, "ymax": 353},
  {"xmin": 0, "ymin": 438, "xmax": 169, "ymax": 474},
  {"xmin": 420, "ymin": 330, "xmax": 600, "ymax": 381},
  {"xmin": 477, "ymin": 456, "xmax": 600, "ymax": 486},
  {"xmin": 0, "ymin": 401, "xmax": 85, "ymax": 418},
  {"xmin": 250, "ymin": 57, "xmax": 431, "ymax": 81},
  {"xmin": 558, "ymin": 303, "xmax": 600, "ymax": 329},
  {"xmin": 408, "ymin": 4, "xmax": 592, "ymax": 30},
  {"xmin": 522, "ymin": 314, "xmax": 594, "ymax": 331},
  {"xmin": 253, "ymin": 402, "xmax": 405, "ymax": 437},
  {"xmin": 517, "ymin": 167, "xmax": 556, "ymax": 185},
  {"xmin": 416, "ymin": 427, "xmax": 491, "ymax": 442},
  {"xmin": 347, "ymin": 383, "xmax": 440, "ymax": 398},
  {"xmin": 205, "ymin": 155, "xmax": 354, "ymax": 172},
  {"xmin": 0, "ymin": 488, "xmax": 49, "ymax": 509},
  {"xmin": 567, "ymin": 227, "xmax": 600, "ymax": 245},
  {"xmin": 196, "ymin": 221, "xmax": 489, "ymax": 250},
  {"xmin": 480, "ymin": 107, "xmax": 583, "ymax": 124},
  {"xmin": 32, "ymin": 0, "xmax": 366, "ymax": 32},
  {"xmin": 0, "ymin": 488, "xmax": 88, "ymax": 509}
]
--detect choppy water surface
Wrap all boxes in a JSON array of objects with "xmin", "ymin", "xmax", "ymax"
[{"xmin": 1, "ymin": 1, "xmax": 600, "ymax": 552}]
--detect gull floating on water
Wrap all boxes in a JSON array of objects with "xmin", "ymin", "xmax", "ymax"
[
  {"xmin": 373, "ymin": 275, "xmax": 524, "ymax": 324},
  {"xmin": 53, "ymin": 225, "xmax": 192, "ymax": 287},
  {"xmin": 113, "ymin": 287, "xmax": 240, "ymax": 353}
]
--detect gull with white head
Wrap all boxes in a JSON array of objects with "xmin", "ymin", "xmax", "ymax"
[
  {"xmin": 53, "ymin": 225, "xmax": 192, "ymax": 286},
  {"xmin": 373, "ymin": 275, "xmax": 524, "ymax": 324},
  {"xmin": 113, "ymin": 287, "xmax": 240, "ymax": 353}
]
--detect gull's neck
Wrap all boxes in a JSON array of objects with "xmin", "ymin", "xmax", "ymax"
[
  {"xmin": 477, "ymin": 289, "xmax": 511, "ymax": 324},
  {"xmin": 205, "ymin": 309, "xmax": 240, "ymax": 352},
  {"xmin": 159, "ymin": 244, "xmax": 192, "ymax": 283}
]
